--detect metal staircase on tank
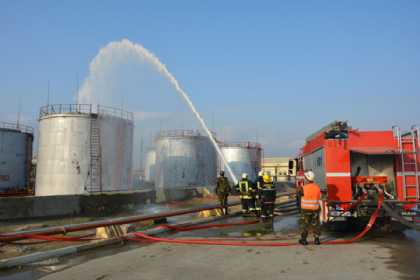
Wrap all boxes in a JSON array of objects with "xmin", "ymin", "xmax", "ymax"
[
  {"xmin": 394, "ymin": 126, "xmax": 420, "ymax": 200},
  {"xmin": 89, "ymin": 116, "xmax": 102, "ymax": 193}
]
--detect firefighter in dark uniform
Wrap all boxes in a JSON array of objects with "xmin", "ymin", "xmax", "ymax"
[
  {"xmin": 237, "ymin": 173, "xmax": 253, "ymax": 215},
  {"xmin": 215, "ymin": 170, "xmax": 231, "ymax": 215},
  {"xmin": 254, "ymin": 171, "xmax": 264, "ymax": 216},
  {"xmin": 299, "ymin": 170, "xmax": 322, "ymax": 245},
  {"xmin": 260, "ymin": 173, "xmax": 276, "ymax": 218}
]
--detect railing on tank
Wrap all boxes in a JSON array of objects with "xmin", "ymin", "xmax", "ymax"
[
  {"xmin": 39, "ymin": 104, "xmax": 134, "ymax": 122},
  {"xmin": 97, "ymin": 105, "xmax": 134, "ymax": 122},
  {"xmin": 39, "ymin": 104, "xmax": 93, "ymax": 118},
  {"xmin": 157, "ymin": 129, "xmax": 202, "ymax": 138},
  {"xmin": 0, "ymin": 121, "xmax": 34, "ymax": 134},
  {"xmin": 220, "ymin": 141, "xmax": 262, "ymax": 149}
]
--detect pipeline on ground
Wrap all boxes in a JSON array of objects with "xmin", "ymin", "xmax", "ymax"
[{"xmin": 4, "ymin": 189, "xmax": 418, "ymax": 248}]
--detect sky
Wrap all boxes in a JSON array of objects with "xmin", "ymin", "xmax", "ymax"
[{"xmin": 1, "ymin": 1, "xmax": 419, "ymax": 168}]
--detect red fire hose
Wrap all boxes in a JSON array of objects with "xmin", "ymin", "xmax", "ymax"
[
  {"xmin": 129, "ymin": 192, "xmax": 385, "ymax": 247},
  {"xmin": 2, "ymin": 191, "xmax": 385, "ymax": 247},
  {"xmin": 157, "ymin": 220, "xmax": 259, "ymax": 232}
]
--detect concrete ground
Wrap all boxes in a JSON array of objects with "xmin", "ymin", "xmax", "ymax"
[{"xmin": 35, "ymin": 241, "xmax": 413, "ymax": 280}]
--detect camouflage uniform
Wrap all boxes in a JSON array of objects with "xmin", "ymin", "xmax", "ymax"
[
  {"xmin": 299, "ymin": 210, "xmax": 321, "ymax": 239},
  {"xmin": 215, "ymin": 176, "xmax": 231, "ymax": 215}
]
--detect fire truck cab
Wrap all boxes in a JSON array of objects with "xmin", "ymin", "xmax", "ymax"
[{"xmin": 296, "ymin": 121, "xmax": 419, "ymax": 222}]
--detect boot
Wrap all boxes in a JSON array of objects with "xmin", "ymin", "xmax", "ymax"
[
  {"xmin": 314, "ymin": 237, "xmax": 321, "ymax": 245},
  {"xmin": 299, "ymin": 238, "xmax": 308, "ymax": 246}
]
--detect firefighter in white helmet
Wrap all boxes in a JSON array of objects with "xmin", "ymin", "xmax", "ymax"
[
  {"xmin": 237, "ymin": 173, "xmax": 253, "ymax": 215},
  {"xmin": 299, "ymin": 170, "xmax": 322, "ymax": 245}
]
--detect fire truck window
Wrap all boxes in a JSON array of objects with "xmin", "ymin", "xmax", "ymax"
[{"xmin": 317, "ymin": 157, "xmax": 322, "ymax": 167}]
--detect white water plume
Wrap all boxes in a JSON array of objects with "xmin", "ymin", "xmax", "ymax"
[{"xmin": 77, "ymin": 39, "xmax": 238, "ymax": 184}]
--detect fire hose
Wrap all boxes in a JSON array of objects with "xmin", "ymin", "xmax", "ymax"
[
  {"xmin": 1, "ymin": 191, "xmax": 386, "ymax": 246},
  {"xmin": 0, "ymin": 191, "xmax": 292, "ymax": 243},
  {"xmin": 128, "ymin": 191, "xmax": 385, "ymax": 247}
]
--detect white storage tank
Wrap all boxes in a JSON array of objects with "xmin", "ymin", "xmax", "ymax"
[
  {"xmin": 155, "ymin": 130, "xmax": 217, "ymax": 200},
  {"xmin": 35, "ymin": 104, "xmax": 134, "ymax": 196},
  {"xmin": 220, "ymin": 142, "xmax": 262, "ymax": 183},
  {"xmin": 144, "ymin": 149, "xmax": 156, "ymax": 183},
  {"xmin": 0, "ymin": 122, "xmax": 33, "ymax": 194}
]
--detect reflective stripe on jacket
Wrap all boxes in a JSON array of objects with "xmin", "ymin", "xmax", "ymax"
[
  {"xmin": 301, "ymin": 183, "xmax": 321, "ymax": 211},
  {"xmin": 263, "ymin": 182, "xmax": 273, "ymax": 189},
  {"xmin": 239, "ymin": 180, "xmax": 252, "ymax": 199}
]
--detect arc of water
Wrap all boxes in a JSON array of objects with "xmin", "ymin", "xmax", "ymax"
[{"xmin": 78, "ymin": 39, "xmax": 238, "ymax": 184}]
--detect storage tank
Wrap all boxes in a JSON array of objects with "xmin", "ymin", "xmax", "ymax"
[
  {"xmin": 144, "ymin": 149, "xmax": 156, "ymax": 183},
  {"xmin": 220, "ymin": 142, "xmax": 262, "ymax": 183},
  {"xmin": 0, "ymin": 122, "xmax": 33, "ymax": 195},
  {"xmin": 35, "ymin": 104, "xmax": 134, "ymax": 196},
  {"xmin": 155, "ymin": 130, "xmax": 217, "ymax": 200}
]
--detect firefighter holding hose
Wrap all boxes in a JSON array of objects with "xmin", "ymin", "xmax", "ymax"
[
  {"xmin": 299, "ymin": 170, "xmax": 322, "ymax": 245},
  {"xmin": 215, "ymin": 170, "xmax": 231, "ymax": 215},
  {"xmin": 237, "ymin": 173, "xmax": 254, "ymax": 215}
]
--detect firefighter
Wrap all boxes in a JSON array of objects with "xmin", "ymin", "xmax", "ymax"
[
  {"xmin": 260, "ymin": 173, "xmax": 276, "ymax": 218},
  {"xmin": 296, "ymin": 182, "xmax": 303, "ymax": 213},
  {"xmin": 215, "ymin": 170, "xmax": 231, "ymax": 215},
  {"xmin": 237, "ymin": 173, "xmax": 253, "ymax": 215},
  {"xmin": 254, "ymin": 171, "xmax": 264, "ymax": 216},
  {"xmin": 299, "ymin": 170, "xmax": 322, "ymax": 245}
]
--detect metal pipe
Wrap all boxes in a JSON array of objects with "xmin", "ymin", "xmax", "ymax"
[
  {"xmin": 0, "ymin": 191, "xmax": 293, "ymax": 242},
  {"xmin": 0, "ymin": 202, "xmax": 236, "ymax": 242}
]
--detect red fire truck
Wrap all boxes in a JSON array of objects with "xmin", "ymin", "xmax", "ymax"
[{"xmin": 295, "ymin": 121, "xmax": 419, "ymax": 225}]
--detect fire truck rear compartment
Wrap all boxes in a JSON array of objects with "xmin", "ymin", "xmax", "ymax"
[{"xmin": 350, "ymin": 152, "xmax": 396, "ymax": 198}]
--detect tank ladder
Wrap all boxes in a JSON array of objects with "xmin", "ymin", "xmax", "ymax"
[
  {"xmin": 89, "ymin": 116, "xmax": 102, "ymax": 192},
  {"xmin": 394, "ymin": 126, "xmax": 420, "ymax": 200}
]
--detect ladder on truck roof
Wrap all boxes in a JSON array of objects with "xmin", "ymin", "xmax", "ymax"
[{"xmin": 393, "ymin": 126, "xmax": 419, "ymax": 200}]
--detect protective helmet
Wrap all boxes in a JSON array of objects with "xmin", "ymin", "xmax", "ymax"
[
  {"xmin": 263, "ymin": 174, "xmax": 272, "ymax": 183},
  {"xmin": 242, "ymin": 173, "xmax": 248, "ymax": 179},
  {"xmin": 258, "ymin": 171, "xmax": 263, "ymax": 177},
  {"xmin": 220, "ymin": 170, "xmax": 225, "ymax": 176},
  {"xmin": 304, "ymin": 170, "xmax": 315, "ymax": 181}
]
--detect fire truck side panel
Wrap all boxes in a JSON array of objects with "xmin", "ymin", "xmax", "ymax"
[
  {"xmin": 348, "ymin": 131, "xmax": 396, "ymax": 148},
  {"xmin": 302, "ymin": 148, "xmax": 326, "ymax": 190},
  {"xmin": 323, "ymin": 140, "xmax": 352, "ymax": 204}
]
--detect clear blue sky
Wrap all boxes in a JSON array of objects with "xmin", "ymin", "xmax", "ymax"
[{"xmin": 1, "ymin": 1, "xmax": 419, "ymax": 166}]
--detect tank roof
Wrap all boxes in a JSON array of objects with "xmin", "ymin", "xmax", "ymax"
[
  {"xmin": 220, "ymin": 141, "xmax": 262, "ymax": 149},
  {"xmin": 157, "ymin": 129, "xmax": 205, "ymax": 139},
  {"xmin": 0, "ymin": 121, "xmax": 33, "ymax": 134},
  {"xmin": 39, "ymin": 104, "xmax": 134, "ymax": 121}
]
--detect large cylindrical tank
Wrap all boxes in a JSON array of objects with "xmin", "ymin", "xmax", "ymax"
[
  {"xmin": 144, "ymin": 149, "xmax": 156, "ymax": 183},
  {"xmin": 0, "ymin": 122, "xmax": 33, "ymax": 194},
  {"xmin": 35, "ymin": 104, "xmax": 134, "ymax": 196},
  {"xmin": 220, "ymin": 142, "xmax": 262, "ymax": 183},
  {"xmin": 155, "ymin": 130, "xmax": 217, "ymax": 200}
]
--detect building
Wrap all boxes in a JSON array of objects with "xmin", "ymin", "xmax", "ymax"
[{"xmin": 262, "ymin": 157, "xmax": 295, "ymax": 182}]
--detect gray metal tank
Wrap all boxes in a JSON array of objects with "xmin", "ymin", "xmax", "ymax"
[
  {"xmin": 144, "ymin": 149, "xmax": 156, "ymax": 183},
  {"xmin": 155, "ymin": 130, "xmax": 217, "ymax": 201},
  {"xmin": 35, "ymin": 104, "xmax": 134, "ymax": 196},
  {"xmin": 220, "ymin": 142, "xmax": 262, "ymax": 183},
  {"xmin": 0, "ymin": 122, "xmax": 33, "ymax": 194}
]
